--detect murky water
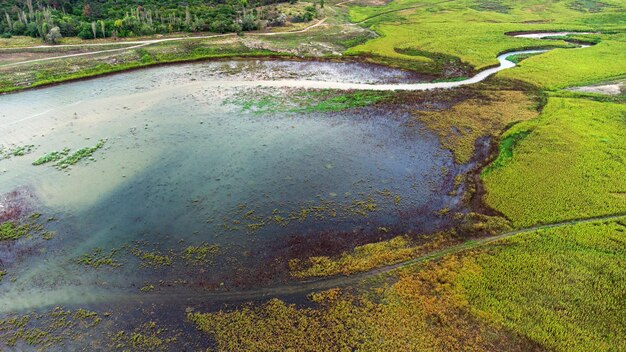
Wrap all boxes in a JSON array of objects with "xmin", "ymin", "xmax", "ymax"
[
  {"xmin": 0, "ymin": 60, "xmax": 463, "ymax": 314},
  {"xmin": 0, "ymin": 28, "xmax": 592, "ymax": 315}
]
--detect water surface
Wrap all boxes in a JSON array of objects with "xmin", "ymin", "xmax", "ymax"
[{"xmin": 0, "ymin": 60, "xmax": 460, "ymax": 312}]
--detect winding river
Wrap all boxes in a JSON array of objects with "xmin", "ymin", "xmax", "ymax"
[{"xmin": 167, "ymin": 31, "xmax": 589, "ymax": 90}]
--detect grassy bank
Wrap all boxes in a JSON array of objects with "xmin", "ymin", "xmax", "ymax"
[
  {"xmin": 498, "ymin": 33, "xmax": 626, "ymax": 89},
  {"xmin": 189, "ymin": 216, "xmax": 626, "ymax": 351},
  {"xmin": 0, "ymin": 41, "xmax": 285, "ymax": 94}
]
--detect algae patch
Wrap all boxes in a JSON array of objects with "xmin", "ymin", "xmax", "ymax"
[{"xmin": 33, "ymin": 139, "xmax": 107, "ymax": 170}]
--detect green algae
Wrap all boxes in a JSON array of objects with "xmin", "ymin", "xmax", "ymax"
[
  {"xmin": 0, "ymin": 145, "xmax": 36, "ymax": 161},
  {"xmin": 181, "ymin": 243, "xmax": 220, "ymax": 266},
  {"xmin": 32, "ymin": 139, "xmax": 107, "ymax": 170},
  {"xmin": 32, "ymin": 148, "xmax": 70, "ymax": 166},
  {"xmin": 77, "ymin": 247, "xmax": 123, "ymax": 269},
  {"xmin": 0, "ymin": 307, "xmax": 102, "ymax": 348}
]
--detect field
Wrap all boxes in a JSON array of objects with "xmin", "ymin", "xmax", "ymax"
[
  {"xmin": 499, "ymin": 33, "xmax": 626, "ymax": 89},
  {"xmin": 456, "ymin": 218, "xmax": 626, "ymax": 352},
  {"xmin": 346, "ymin": 0, "xmax": 626, "ymax": 86},
  {"xmin": 482, "ymin": 96, "xmax": 626, "ymax": 227}
]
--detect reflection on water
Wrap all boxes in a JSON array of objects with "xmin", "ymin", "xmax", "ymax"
[{"xmin": 0, "ymin": 60, "xmax": 461, "ymax": 313}]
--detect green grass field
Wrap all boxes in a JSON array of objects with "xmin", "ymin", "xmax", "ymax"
[
  {"xmin": 456, "ymin": 217, "xmax": 626, "ymax": 352},
  {"xmin": 498, "ymin": 33, "xmax": 626, "ymax": 89},
  {"xmin": 346, "ymin": 0, "xmax": 626, "ymax": 86},
  {"xmin": 482, "ymin": 97, "xmax": 626, "ymax": 227}
]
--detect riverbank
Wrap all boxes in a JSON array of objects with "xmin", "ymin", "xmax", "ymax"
[{"xmin": 0, "ymin": 31, "xmax": 595, "ymax": 95}]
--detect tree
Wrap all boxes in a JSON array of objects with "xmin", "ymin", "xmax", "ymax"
[
  {"xmin": 99, "ymin": 20, "xmax": 105, "ymax": 37},
  {"xmin": 5, "ymin": 12, "xmax": 12, "ymax": 31},
  {"xmin": 83, "ymin": 3, "xmax": 91, "ymax": 18},
  {"xmin": 45, "ymin": 26, "xmax": 62, "ymax": 44},
  {"xmin": 91, "ymin": 21, "xmax": 96, "ymax": 38}
]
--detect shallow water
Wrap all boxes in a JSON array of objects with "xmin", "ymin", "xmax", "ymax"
[
  {"xmin": 0, "ymin": 60, "xmax": 463, "ymax": 313},
  {"xmin": 0, "ymin": 29, "xmax": 592, "ymax": 315}
]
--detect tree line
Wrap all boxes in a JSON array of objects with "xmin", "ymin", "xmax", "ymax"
[{"xmin": 1, "ymin": 0, "xmax": 319, "ymax": 42}]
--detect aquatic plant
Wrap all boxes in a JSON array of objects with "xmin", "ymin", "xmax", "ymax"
[
  {"xmin": 0, "ymin": 221, "xmax": 30, "ymax": 241},
  {"xmin": 77, "ymin": 247, "xmax": 122, "ymax": 269},
  {"xmin": 289, "ymin": 232, "xmax": 455, "ymax": 278},
  {"xmin": 56, "ymin": 139, "xmax": 107, "ymax": 169},
  {"xmin": 109, "ymin": 321, "xmax": 179, "ymax": 351},
  {"xmin": 130, "ymin": 247, "xmax": 173, "ymax": 267},
  {"xmin": 32, "ymin": 148, "xmax": 70, "ymax": 166},
  {"xmin": 227, "ymin": 89, "xmax": 392, "ymax": 114},
  {"xmin": 140, "ymin": 284, "xmax": 155, "ymax": 292},
  {"xmin": 0, "ymin": 144, "xmax": 36, "ymax": 160},
  {"xmin": 189, "ymin": 217, "xmax": 626, "ymax": 352},
  {"xmin": 181, "ymin": 243, "xmax": 220, "ymax": 266},
  {"xmin": 0, "ymin": 307, "xmax": 103, "ymax": 348},
  {"xmin": 0, "ymin": 212, "xmax": 54, "ymax": 244},
  {"xmin": 222, "ymin": 190, "xmax": 399, "ymax": 235},
  {"xmin": 415, "ymin": 90, "xmax": 538, "ymax": 164},
  {"xmin": 33, "ymin": 139, "xmax": 106, "ymax": 170}
]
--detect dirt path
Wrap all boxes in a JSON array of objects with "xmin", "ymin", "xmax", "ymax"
[
  {"xmin": 133, "ymin": 212, "xmax": 626, "ymax": 305},
  {"xmin": 336, "ymin": 0, "xmax": 357, "ymax": 7},
  {"xmin": 0, "ymin": 18, "xmax": 328, "ymax": 67},
  {"xmin": 2, "ymin": 211, "xmax": 623, "ymax": 313}
]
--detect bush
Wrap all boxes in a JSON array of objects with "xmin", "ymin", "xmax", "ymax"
[{"xmin": 45, "ymin": 26, "xmax": 63, "ymax": 44}]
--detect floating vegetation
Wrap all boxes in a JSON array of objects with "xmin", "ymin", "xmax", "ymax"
[
  {"xmin": 77, "ymin": 247, "xmax": 122, "ymax": 269},
  {"xmin": 0, "ymin": 144, "xmax": 36, "ymax": 160},
  {"xmin": 57, "ymin": 139, "xmax": 107, "ymax": 169},
  {"xmin": 218, "ymin": 190, "xmax": 401, "ymax": 235},
  {"xmin": 76, "ymin": 241, "xmax": 223, "ymax": 272},
  {"xmin": 181, "ymin": 243, "xmax": 220, "ymax": 266},
  {"xmin": 0, "ymin": 307, "xmax": 102, "ymax": 349},
  {"xmin": 32, "ymin": 148, "xmax": 70, "ymax": 166},
  {"xmin": 129, "ymin": 246, "xmax": 174, "ymax": 268},
  {"xmin": 109, "ymin": 321, "xmax": 179, "ymax": 352},
  {"xmin": 32, "ymin": 139, "xmax": 107, "ymax": 170},
  {"xmin": 0, "ymin": 213, "xmax": 50, "ymax": 242},
  {"xmin": 140, "ymin": 284, "xmax": 155, "ymax": 292},
  {"xmin": 41, "ymin": 231, "xmax": 56, "ymax": 240},
  {"xmin": 226, "ymin": 89, "xmax": 392, "ymax": 115},
  {"xmin": 0, "ymin": 221, "xmax": 30, "ymax": 241},
  {"xmin": 289, "ymin": 232, "xmax": 455, "ymax": 278}
]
